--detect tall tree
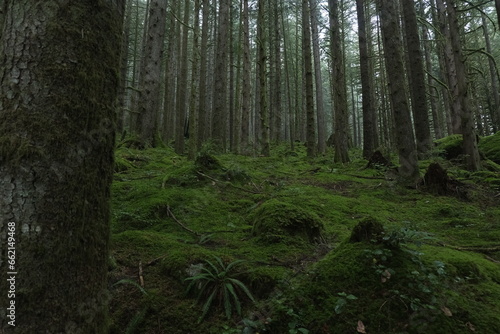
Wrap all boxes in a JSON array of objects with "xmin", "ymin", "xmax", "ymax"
[
  {"xmin": 0, "ymin": 1, "xmax": 123, "ymax": 332},
  {"xmin": 446, "ymin": 0, "xmax": 480, "ymax": 171},
  {"xmin": 188, "ymin": 0, "xmax": 201, "ymax": 160},
  {"xmin": 197, "ymin": 0, "xmax": 211, "ymax": 149},
  {"xmin": 174, "ymin": 0, "xmax": 191, "ymax": 154},
  {"xmin": 329, "ymin": 0, "xmax": 350, "ymax": 163},
  {"xmin": 240, "ymin": 0, "xmax": 252, "ymax": 154},
  {"xmin": 135, "ymin": 0, "xmax": 167, "ymax": 147},
  {"xmin": 401, "ymin": 0, "xmax": 432, "ymax": 156},
  {"xmin": 310, "ymin": 0, "xmax": 327, "ymax": 154},
  {"xmin": 303, "ymin": 0, "xmax": 316, "ymax": 157},
  {"xmin": 377, "ymin": 0, "xmax": 419, "ymax": 182},
  {"xmin": 212, "ymin": 0, "xmax": 230, "ymax": 150},
  {"xmin": 257, "ymin": 0, "xmax": 270, "ymax": 156},
  {"xmin": 481, "ymin": 11, "xmax": 500, "ymax": 132},
  {"xmin": 356, "ymin": 0, "xmax": 379, "ymax": 158}
]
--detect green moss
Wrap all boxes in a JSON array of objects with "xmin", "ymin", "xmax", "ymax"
[
  {"xmin": 479, "ymin": 132, "xmax": 500, "ymax": 164},
  {"xmin": 434, "ymin": 135, "xmax": 464, "ymax": 160},
  {"xmin": 250, "ymin": 199, "xmax": 324, "ymax": 244},
  {"xmin": 109, "ymin": 146, "xmax": 500, "ymax": 333}
]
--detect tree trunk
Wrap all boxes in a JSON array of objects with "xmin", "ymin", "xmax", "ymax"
[
  {"xmin": 197, "ymin": 0, "xmax": 210, "ymax": 149},
  {"xmin": 436, "ymin": 0, "xmax": 461, "ymax": 134},
  {"xmin": 356, "ymin": 0, "xmax": 378, "ymax": 158},
  {"xmin": 401, "ymin": 0, "xmax": 432, "ymax": 156},
  {"xmin": 174, "ymin": 0, "xmax": 190, "ymax": 154},
  {"xmin": 240, "ymin": 0, "xmax": 251, "ymax": 154},
  {"xmin": 257, "ymin": 0, "xmax": 270, "ymax": 156},
  {"xmin": 0, "ymin": 1, "xmax": 123, "ymax": 332},
  {"xmin": 212, "ymin": 0, "xmax": 230, "ymax": 151},
  {"xmin": 329, "ymin": 0, "xmax": 349, "ymax": 163},
  {"xmin": 481, "ymin": 11, "xmax": 500, "ymax": 132},
  {"xmin": 135, "ymin": 0, "xmax": 167, "ymax": 147},
  {"xmin": 302, "ymin": 0, "xmax": 316, "ymax": 158},
  {"xmin": 377, "ymin": 0, "xmax": 419, "ymax": 182},
  {"xmin": 310, "ymin": 0, "xmax": 327, "ymax": 154},
  {"xmin": 188, "ymin": 0, "xmax": 201, "ymax": 160},
  {"xmin": 446, "ymin": 0, "xmax": 480, "ymax": 171}
]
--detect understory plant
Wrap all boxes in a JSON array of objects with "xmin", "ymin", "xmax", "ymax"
[{"xmin": 185, "ymin": 256, "xmax": 255, "ymax": 322}]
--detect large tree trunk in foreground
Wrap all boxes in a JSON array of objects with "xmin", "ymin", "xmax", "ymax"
[{"xmin": 0, "ymin": 1, "xmax": 123, "ymax": 332}]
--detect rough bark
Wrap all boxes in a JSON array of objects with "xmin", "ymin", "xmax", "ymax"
[
  {"xmin": 329, "ymin": 0, "xmax": 349, "ymax": 163},
  {"xmin": 174, "ymin": 0, "xmax": 190, "ymax": 154},
  {"xmin": 401, "ymin": 0, "xmax": 432, "ymax": 156},
  {"xmin": 310, "ymin": 0, "xmax": 326, "ymax": 154},
  {"xmin": 135, "ymin": 0, "xmax": 167, "ymax": 147},
  {"xmin": 0, "ymin": 1, "xmax": 123, "ymax": 332},
  {"xmin": 303, "ymin": 0, "xmax": 316, "ymax": 158},
  {"xmin": 446, "ymin": 0, "xmax": 481, "ymax": 171},
  {"xmin": 240, "ymin": 0, "xmax": 251, "ymax": 154},
  {"xmin": 212, "ymin": 0, "xmax": 230, "ymax": 151},
  {"xmin": 257, "ymin": 0, "xmax": 270, "ymax": 156},
  {"xmin": 356, "ymin": 0, "xmax": 378, "ymax": 158},
  {"xmin": 377, "ymin": 0, "xmax": 419, "ymax": 183},
  {"xmin": 188, "ymin": 0, "xmax": 201, "ymax": 160},
  {"xmin": 197, "ymin": 0, "xmax": 210, "ymax": 149},
  {"xmin": 481, "ymin": 11, "xmax": 500, "ymax": 132}
]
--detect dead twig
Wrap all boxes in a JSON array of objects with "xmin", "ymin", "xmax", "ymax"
[
  {"xmin": 196, "ymin": 171, "xmax": 262, "ymax": 194},
  {"xmin": 166, "ymin": 205, "xmax": 201, "ymax": 236},
  {"xmin": 139, "ymin": 261, "xmax": 144, "ymax": 287}
]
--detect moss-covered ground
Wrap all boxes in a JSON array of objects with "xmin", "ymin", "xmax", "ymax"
[{"xmin": 108, "ymin": 141, "xmax": 500, "ymax": 334}]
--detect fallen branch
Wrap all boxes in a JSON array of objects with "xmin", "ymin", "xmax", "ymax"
[
  {"xmin": 166, "ymin": 205, "xmax": 201, "ymax": 236},
  {"xmin": 196, "ymin": 171, "xmax": 262, "ymax": 194},
  {"xmin": 139, "ymin": 261, "xmax": 144, "ymax": 288}
]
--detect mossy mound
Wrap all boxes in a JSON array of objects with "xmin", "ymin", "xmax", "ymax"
[
  {"xmin": 434, "ymin": 135, "xmax": 464, "ymax": 160},
  {"xmin": 267, "ymin": 240, "xmax": 500, "ymax": 333},
  {"xmin": 479, "ymin": 131, "xmax": 500, "ymax": 164},
  {"xmin": 349, "ymin": 218, "xmax": 385, "ymax": 243},
  {"xmin": 250, "ymin": 199, "xmax": 324, "ymax": 244}
]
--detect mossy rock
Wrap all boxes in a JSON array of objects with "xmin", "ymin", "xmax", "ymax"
[
  {"xmin": 479, "ymin": 132, "xmax": 500, "ymax": 164},
  {"xmin": 434, "ymin": 135, "xmax": 464, "ymax": 160},
  {"xmin": 250, "ymin": 199, "xmax": 324, "ymax": 244}
]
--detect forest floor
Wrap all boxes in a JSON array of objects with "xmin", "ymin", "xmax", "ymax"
[{"xmin": 108, "ymin": 136, "xmax": 500, "ymax": 334}]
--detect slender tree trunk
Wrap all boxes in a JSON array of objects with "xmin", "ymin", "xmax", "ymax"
[
  {"xmin": 240, "ymin": 0, "xmax": 251, "ymax": 154},
  {"xmin": 377, "ymin": 0, "xmax": 419, "ymax": 182},
  {"xmin": 420, "ymin": 0, "xmax": 443, "ymax": 139},
  {"xmin": 0, "ymin": 1, "xmax": 123, "ymax": 332},
  {"xmin": 401, "ymin": 0, "xmax": 431, "ymax": 156},
  {"xmin": 356, "ymin": 0, "xmax": 378, "ymax": 158},
  {"xmin": 310, "ymin": 0, "xmax": 326, "ymax": 154},
  {"xmin": 197, "ymin": 0, "xmax": 210, "ymax": 149},
  {"xmin": 481, "ymin": 11, "xmax": 500, "ymax": 132},
  {"xmin": 136, "ymin": 0, "xmax": 167, "ymax": 147},
  {"xmin": 329, "ymin": 0, "xmax": 349, "ymax": 163},
  {"xmin": 446, "ymin": 0, "xmax": 480, "ymax": 171},
  {"xmin": 212, "ymin": 0, "xmax": 230, "ymax": 151},
  {"xmin": 188, "ymin": 0, "xmax": 201, "ymax": 160},
  {"xmin": 257, "ymin": 0, "xmax": 270, "ymax": 156},
  {"xmin": 436, "ymin": 0, "xmax": 461, "ymax": 134},
  {"xmin": 272, "ymin": 0, "xmax": 282, "ymax": 143},
  {"xmin": 174, "ymin": 0, "xmax": 190, "ymax": 154},
  {"xmin": 302, "ymin": 0, "xmax": 316, "ymax": 157}
]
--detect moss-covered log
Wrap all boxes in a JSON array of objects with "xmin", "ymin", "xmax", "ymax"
[{"xmin": 0, "ymin": 1, "xmax": 124, "ymax": 332}]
